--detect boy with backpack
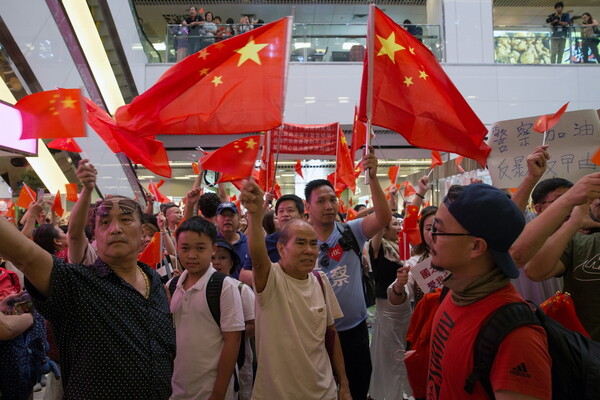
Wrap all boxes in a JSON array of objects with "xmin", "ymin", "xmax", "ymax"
[
  {"xmin": 168, "ymin": 217, "xmax": 244, "ymax": 400},
  {"xmin": 426, "ymin": 184, "xmax": 551, "ymax": 399}
]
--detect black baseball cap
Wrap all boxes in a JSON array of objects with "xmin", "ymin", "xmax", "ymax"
[{"xmin": 445, "ymin": 184, "xmax": 525, "ymax": 279}]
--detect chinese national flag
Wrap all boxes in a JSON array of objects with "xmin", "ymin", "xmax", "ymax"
[
  {"xmin": 257, "ymin": 139, "xmax": 275, "ymax": 192},
  {"xmin": 430, "ymin": 150, "xmax": 443, "ymax": 168},
  {"xmin": 148, "ymin": 181, "xmax": 170, "ymax": 204},
  {"xmin": 388, "ymin": 165, "xmax": 400, "ymax": 185},
  {"xmin": 51, "ymin": 191, "xmax": 64, "ymax": 217},
  {"xmin": 85, "ymin": 98, "xmax": 172, "ymax": 178},
  {"xmin": 192, "ymin": 162, "xmax": 200, "ymax": 175},
  {"xmin": 541, "ymin": 292, "xmax": 590, "ymax": 337},
  {"xmin": 138, "ymin": 232, "xmax": 162, "ymax": 268},
  {"xmin": 65, "ymin": 183, "xmax": 78, "ymax": 202},
  {"xmin": 350, "ymin": 106, "xmax": 368, "ymax": 160},
  {"xmin": 346, "ymin": 208, "xmax": 358, "ymax": 221},
  {"xmin": 16, "ymin": 183, "xmax": 36, "ymax": 209},
  {"xmin": 15, "ymin": 88, "xmax": 86, "ymax": 140},
  {"xmin": 333, "ymin": 128, "xmax": 357, "ymax": 194},
  {"xmin": 47, "ymin": 138, "xmax": 83, "ymax": 153},
  {"xmin": 114, "ymin": 18, "xmax": 290, "ymax": 136},
  {"xmin": 403, "ymin": 181, "xmax": 417, "ymax": 197},
  {"xmin": 398, "ymin": 231, "xmax": 411, "ymax": 261},
  {"xmin": 358, "ymin": 7, "xmax": 490, "ymax": 167},
  {"xmin": 455, "ymin": 156, "xmax": 465, "ymax": 173},
  {"xmin": 534, "ymin": 102, "xmax": 569, "ymax": 133},
  {"xmin": 201, "ymin": 136, "xmax": 262, "ymax": 180},
  {"xmin": 294, "ymin": 159, "xmax": 304, "ymax": 179}
]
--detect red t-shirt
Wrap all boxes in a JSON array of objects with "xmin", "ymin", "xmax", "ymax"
[{"xmin": 426, "ymin": 284, "xmax": 552, "ymax": 400}]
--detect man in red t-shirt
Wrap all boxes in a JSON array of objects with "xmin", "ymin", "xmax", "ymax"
[{"xmin": 426, "ymin": 184, "xmax": 551, "ymax": 400}]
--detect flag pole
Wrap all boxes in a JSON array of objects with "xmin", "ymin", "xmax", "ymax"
[
  {"xmin": 365, "ymin": 4, "xmax": 375, "ymax": 185},
  {"xmin": 334, "ymin": 124, "xmax": 340, "ymax": 190},
  {"xmin": 543, "ymin": 130, "xmax": 547, "ymax": 146},
  {"xmin": 271, "ymin": 125, "xmax": 283, "ymax": 193}
]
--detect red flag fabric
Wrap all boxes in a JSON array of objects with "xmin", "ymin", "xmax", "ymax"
[
  {"xmin": 114, "ymin": 18, "xmax": 290, "ymax": 136},
  {"xmin": 403, "ymin": 181, "xmax": 417, "ymax": 197},
  {"xmin": 331, "ymin": 128, "xmax": 357, "ymax": 195},
  {"xmin": 592, "ymin": 147, "xmax": 600, "ymax": 167},
  {"xmin": 47, "ymin": 138, "xmax": 83, "ymax": 153},
  {"xmin": 540, "ymin": 292, "xmax": 590, "ymax": 337},
  {"xmin": 294, "ymin": 159, "xmax": 304, "ymax": 179},
  {"xmin": 148, "ymin": 181, "xmax": 170, "ymax": 204},
  {"xmin": 350, "ymin": 105, "xmax": 368, "ymax": 160},
  {"xmin": 273, "ymin": 181, "xmax": 282, "ymax": 199},
  {"xmin": 430, "ymin": 151, "xmax": 443, "ymax": 168},
  {"xmin": 455, "ymin": 156, "xmax": 465, "ymax": 173},
  {"xmin": 358, "ymin": 7, "xmax": 490, "ymax": 167},
  {"xmin": 388, "ymin": 165, "xmax": 400, "ymax": 185},
  {"xmin": 398, "ymin": 231, "xmax": 411, "ymax": 261},
  {"xmin": 65, "ymin": 183, "xmax": 78, "ymax": 202},
  {"xmin": 85, "ymin": 98, "xmax": 172, "ymax": 178},
  {"xmin": 402, "ymin": 204, "xmax": 422, "ymax": 246},
  {"xmin": 16, "ymin": 183, "xmax": 36, "ymax": 209},
  {"xmin": 346, "ymin": 208, "xmax": 358, "ymax": 221},
  {"xmin": 192, "ymin": 162, "xmax": 200, "ymax": 175},
  {"xmin": 200, "ymin": 136, "xmax": 262, "ymax": 180},
  {"xmin": 266, "ymin": 123, "xmax": 339, "ymax": 156},
  {"xmin": 15, "ymin": 88, "xmax": 86, "ymax": 140},
  {"xmin": 534, "ymin": 102, "xmax": 569, "ymax": 133},
  {"xmin": 138, "ymin": 232, "xmax": 162, "ymax": 267},
  {"xmin": 257, "ymin": 138, "xmax": 275, "ymax": 192},
  {"xmin": 5, "ymin": 202, "xmax": 15, "ymax": 221},
  {"xmin": 51, "ymin": 191, "xmax": 64, "ymax": 217}
]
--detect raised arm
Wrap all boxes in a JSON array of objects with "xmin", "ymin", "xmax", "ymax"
[
  {"xmin": 156, "ymin": 212, "xmax": 176, "ymax": 256},
  {"xmin": 411, "ymin": 176, "xmax": 430, "ymax": 209},
  {"xmin": 240, "ymin": 180, "xmax": 270, "ymax": 293},
  {"xmin": 361, "ymin": 149, "xmax": 392, "ymax": 238},
  {"xmin": 21, "ymin": 198, "xmax": 44, "ymax": 239},
  {"xmin": 511, "ymin": 146, "xmax": 549, "ymax": 212},
  {"xmin": 68, "ymin": 160, "xmax": 97, "ymax": 264},
  {"xmin": 144, "ymin": 192, "xmax": 155, "ymax": 215},
  {"xmin": 183, "ymin": 188, "xmax": 202, "ymax": 220}
]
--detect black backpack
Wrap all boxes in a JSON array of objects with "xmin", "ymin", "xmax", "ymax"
[{"xmin": 466, "ymin": 301, "xmax": 600, "ymax": 399}]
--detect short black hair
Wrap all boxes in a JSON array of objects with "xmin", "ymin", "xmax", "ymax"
[
  {"xmin": 160, "ymin": 203, "xmax": 179, "ymax": 215},
  {"xmin": 198, "ymin": 192, "xmax": 221, "ymax": 219},
  {"xmin": 175, "ymin": 216, "xmax": 217, "ymax": 243},
  {"xmin": 554, "ymin": 2, "xmax": 564, "ymax": 8},
  {"xmin": 275, "ymin": 194, "xmax": 304, "ymax": 215},
  {"xmin": 354, "ymin": 204, "xmax": 366, "ymax": 212},
  {"xmin": 531, "ymin": 178, "xmax": 573, "ymax": 205},
  {"xmin": 304, "ymin": 179, "xmax": 334, "ymax": 203},
  {"xmin": 444, "ymin": 185, "xmax": 466, "ymax": 204},
  {"xmin": 33, "ymin": 224, "xmax": 61, "ymax": 255}
]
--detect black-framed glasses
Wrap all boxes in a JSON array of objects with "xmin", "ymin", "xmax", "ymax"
[
  {"xmin": 319, "ymin": 243, "xmax": 330, "ymax": 268},
  {"xmin": 430, "ymin": 222, "xmax": 474, "ymax": 243}
]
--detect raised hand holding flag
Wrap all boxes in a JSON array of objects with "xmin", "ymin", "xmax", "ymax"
[{"xmin": 534, "ymin": 102, "xmax": 569, "ymax": 145}]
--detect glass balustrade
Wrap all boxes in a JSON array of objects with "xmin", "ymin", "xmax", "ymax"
[{"xmin": 160, "ymin": 23, "xmax": 443, "ymax": 64}]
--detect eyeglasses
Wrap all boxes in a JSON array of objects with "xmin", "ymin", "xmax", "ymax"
[
  {"xmin": 95, "ymin": 197, "xmax": 141, "ymax": 219},
  {"xmin": 319, "ymin": 243, "xmax": 330, "ymax": 268},
  {"xmin": 430, "ymin": 222, "xmax": 474, "ymax": 243}
]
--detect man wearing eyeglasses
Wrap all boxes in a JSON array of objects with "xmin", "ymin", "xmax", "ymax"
[
  {"xmin": 0, "ymin": 186, "xmax": 176, "ymax": 399},
  {"xmin": 426, "ymin": 184, "xmax": 551, "ymax": 400},
  {"xmin": 305, "ymin": 150, "xmax": 391, "ymax": 400},
  {"xmin": 511, "ymin": 172, "xmax": 600, "ymax": 342}
]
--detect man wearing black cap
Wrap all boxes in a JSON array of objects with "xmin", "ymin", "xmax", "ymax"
[
  {"xmin": 216, "ymin": 202, "xmax": 249, "ymax": 279},
  {"xmin": 426, "ymin": 184, "xmax": 551, "ymax": 400}
]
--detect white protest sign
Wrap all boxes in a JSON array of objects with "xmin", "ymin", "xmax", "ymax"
[
  {"xmin": 487, "ymin": 109, "xmax": 600, "ymax": 189},
  {"xmin": 411, "ymin": 257, "xmax": 450, "ymax": 294}
]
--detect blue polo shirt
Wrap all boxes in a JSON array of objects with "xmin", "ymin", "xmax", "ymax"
[{"xmin": 242, "ymin": 231, "xmax": 280, "ymax": 271}]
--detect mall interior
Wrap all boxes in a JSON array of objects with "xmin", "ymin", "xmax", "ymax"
[{"xmin": 0, "ymin": 0, "xmax": 599, "ymax": 210}]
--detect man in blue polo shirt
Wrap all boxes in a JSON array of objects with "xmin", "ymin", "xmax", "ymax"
[
  {"xmin": 216, "ymin": 202, "xmax": 249, "ymax": 279},
  {"xmin": 306, "ymin": 150, "xmax": 391, "ymax": 400}
]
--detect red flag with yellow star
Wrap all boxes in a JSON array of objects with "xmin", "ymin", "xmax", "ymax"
[
  {"xmin": 47, "ymin": 138, "xmax": 83, "ymax": 153},
  {"xmin": 16, "ymin": 183, "xmax": 36, "ymax": 209},
  {"xmin": 358, "ymin": 7, "xmax": 490, "ymax": 167},
  {"xmin": 430, "ymin": 150, "xmax": 443, "ymax": 168},
  {"xmin": 114, "ymin": 17, "xmax": 291, "ymax": 136},
  {"xmin": 350, "ymin": 106, "xmax": 368, "ymax": 161},
  {"xmin": 201, "ymin": 136, "xmax": 262, "ymax": 179},
  {"xmin": 138, "ymin": 232, "xmax": 162, "ymax": 268},
  {"xmin": 533, "ymin": 102, "xmax": 569, "ymax": 133},
  {"xmin": 51, "ymin": 191, "xmax": 64, "ymax": 217},
  {"xmin": 16, "ymin": 88, "xmax": 86, "ymax": 140},
  {"xmin": 294, "ymin": 159, "xmax": 304, "ymax": 179},
  {"xmin": 332, "ymin": 128, "xmax": 357, "ymax": 194}
]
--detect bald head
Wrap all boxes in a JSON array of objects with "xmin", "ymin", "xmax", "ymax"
[{"xmin": 278, "ymin": 219, "xmax": 314, "ymax": 245}]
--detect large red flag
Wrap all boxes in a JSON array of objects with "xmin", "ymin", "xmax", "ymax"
[
  {"xmin": 47, "ymin": 138, "xmax": 83, "ymax": 153},
  {"xmin": 350, "ymin": 106, "xmax": 368, "ymax": 160},
  {"xmin": 15, "ymin": 88, "xmax": 86, "ymax": 140},
  {"xmin": 200, "ymin": 136, "xmax": 262, "ymax": 180},
  {"xmin": 138, "ymin": 232, "xmax": 162, "ymax": 268},
  {"xmin": 16, "ymin": 183, "xmax": 36, "ymax": 209},
  {"xmin": 358, "ymin": 7, "xmax": 490, "ymax": 167},
  {"xmin": 85, "ymin": 98, "xmax": 172, "ymax": 178},
  {"xmin": 533, "ymin": 102, "xmax": 569, "ymax": 133},
  {"xmin": 114, "ymin": 18, "xmax": 290, "ymax": 136},
  {"xmin": 51, "ymin": 191, "xmax": 64, "ymax": 217}
]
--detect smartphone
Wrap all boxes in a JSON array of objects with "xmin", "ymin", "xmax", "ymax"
[{"xmin": 37, "ymin": 188, "xmax": 45, "ymax": 201}]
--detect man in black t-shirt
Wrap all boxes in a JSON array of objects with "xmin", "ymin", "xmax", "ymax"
[{"xmin": 182, "ymin": 6, "xmax": 204, "ymax": 54}]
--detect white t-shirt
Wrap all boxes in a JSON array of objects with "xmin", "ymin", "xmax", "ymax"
[
  {"xmin": 252, "ymin": 264, "xmax": 343, "ymax": 400},
  {"xmin": 170, "ymin": 267, "xmax": 245, "ymax": 400}
]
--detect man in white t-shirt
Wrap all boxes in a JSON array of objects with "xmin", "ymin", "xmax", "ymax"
[{"xmin": 241, "ymin": 180, "xmax": 351, "ymax": 400}]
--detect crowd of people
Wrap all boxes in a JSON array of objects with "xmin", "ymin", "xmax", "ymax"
[
  {"xmin": 547, "ymin": 2, "xmax": 599, "ymax": 64},
  {"xmin": 1, "ymin": 142, "xmax": 600, "ymax": 400}
]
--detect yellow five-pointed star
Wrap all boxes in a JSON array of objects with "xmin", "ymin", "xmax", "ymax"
[
  {"xmin": 198, "ymin": 48, "xmax": 210, "ymax": 60},
  {"xmin": 61, "ymin": 96, "xmax": 77, "ymax": 109},
  {"xmin": 419, "ymin": 70, "xmax": 428, "ymax": 80},
  {"xmin": 245, "ymin": 138, "xmax": 257, "ymax": 149},
  {"xmin": 403, "ymin": 76, "xmax": 414, "ymax": 87},
  {"xmin": 199, "ymin": 68, "xmax": 210, "ymax": 76},
  {"xmin": 409, "ymin": 47, "xmax": 416, "ymax": 55},
  {"xmin": 212, "ymin": 76, "xmax": 223, "ymax": 87},
  {"xmin": 376, "ymin": 32, "xmax": 405, "ymax": 63},
  {"xmin": 235, "ymin": 37, "xmax": 268, "ymax": 67}
]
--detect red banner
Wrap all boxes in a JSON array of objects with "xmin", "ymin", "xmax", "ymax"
[{"xmin": 266, "ymin": 123, "xmax": 339, "ymax": 155}]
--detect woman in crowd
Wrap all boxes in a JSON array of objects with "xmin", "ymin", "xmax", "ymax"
[
  {"xmin": 368, "ymin": 214, "xmax": 412, "ymax": 400},
  {"xmin": 580, "ymin": 12, "xmax": 599, "ymax": 63}
]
